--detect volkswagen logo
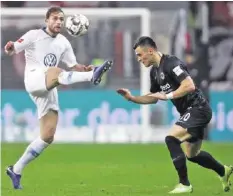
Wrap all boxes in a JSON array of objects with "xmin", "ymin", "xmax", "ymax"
[{"xmin": 44, "ymin": 53, "xmax": 57, "ymax": 67}]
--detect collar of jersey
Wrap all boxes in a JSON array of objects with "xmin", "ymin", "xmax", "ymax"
[
  {"xmin": 152, "ymin": 54, "xmax": 165, "ymax": 68},
  {"xmin": 42, "ymin": 27, "xmax": 57, "ymax": 38},
  {"xmin": 158, "ymin": 54, "xmax": 165, "ymax": 67}
]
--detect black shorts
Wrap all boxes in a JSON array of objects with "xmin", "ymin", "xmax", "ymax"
[{"xmin": 175, "ymin": 104, "xmax": 212, "ymax": 141}]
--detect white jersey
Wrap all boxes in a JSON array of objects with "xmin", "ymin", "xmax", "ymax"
[{"xmin": 14, "ymin": 28, "xmax": 77, "ymax": 72}]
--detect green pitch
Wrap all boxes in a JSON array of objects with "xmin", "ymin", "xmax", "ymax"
[{"xmin": 1, "ymin": 143, "xmax": 233, "ymax": 196}]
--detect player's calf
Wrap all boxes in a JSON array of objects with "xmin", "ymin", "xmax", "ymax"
[
  {"xmin": 187, "ymin": 151, "xmax": 225, "ymax": 177},
  {"xmin": 165, "ymin": 136, "xmax": 190, "ymax": 186},
  {"xmin": 6, "ymin": 136, "xmax": 50, "ymax": 189},
  {"xmin": 187, "ymin": 151, "xmax": 233, "ymax": 192}
]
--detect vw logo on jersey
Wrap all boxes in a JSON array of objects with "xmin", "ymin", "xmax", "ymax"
[
  {"xmin": 44, "ymin": 53, "xmax": 57, "ymax": 67},
  {"xmin": 160, "ymin": 72, "xmax": 165, "ymax": 80}
]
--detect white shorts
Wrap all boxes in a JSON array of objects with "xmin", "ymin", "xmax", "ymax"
[{"xmin": 24, "ymin": 67, "xmax": 59, "ymax": 119}]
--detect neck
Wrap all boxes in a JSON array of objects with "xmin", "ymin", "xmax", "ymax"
[
  {"xmin": 153, "ymin": 51, "xmax": 163, "ymax": 67},
  {"xmin": 45, "ymin": 27, "xmax": 56, "ymax": 37}
]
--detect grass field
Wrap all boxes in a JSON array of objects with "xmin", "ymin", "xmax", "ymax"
[{"xmin": 1, "ymin": 143, "xmax": 233, "ymax": 196}]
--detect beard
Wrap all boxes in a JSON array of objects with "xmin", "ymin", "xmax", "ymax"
[{"xmin": 49, "ymin": 26, "xmax": 61, "ymax": 35}]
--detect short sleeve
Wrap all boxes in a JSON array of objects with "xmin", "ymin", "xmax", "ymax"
[
  {"xmin": 14, "ymin": 30, "xmax": 34, "ymax": 54},
  {"xmin": 61, "ymin": 40, "xmax": 77, "ymax": 68},
  {"xmin": 150, "ymin": 68, "xmax": 161, "ymax": 93},
  {"xmin": 167, "ymin": 58, "xmax": 190, "ymax": 84}
]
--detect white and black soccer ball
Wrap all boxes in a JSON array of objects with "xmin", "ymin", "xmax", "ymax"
[{"xmin": 65, "ymin": 14, "xmax": 89, "ymax": 37}]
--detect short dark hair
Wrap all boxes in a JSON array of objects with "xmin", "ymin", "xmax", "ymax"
[
  {"xmin": 46, "ymin": 7, "xmax": 64, "ymax": 19},
  {"xmin": 133, "ymin": 36, "xmax": 157, "ymax": 50}
]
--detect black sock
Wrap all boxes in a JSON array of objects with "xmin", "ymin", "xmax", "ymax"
[
  {"xmin": 165, "ymin": 136, "xmax": 190, "ymax": 186},
  {"xmin": 187, "ymin": 151, "xmax": 225, "ymax": 177}
]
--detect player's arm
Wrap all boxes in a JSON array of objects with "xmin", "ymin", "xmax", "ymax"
[
  {"xmin": 4, "ymin": 30, "xmax": 34, "ymax": 56},
  {"xmin": 170, "ymin": 76, "xmax": 195, "ymax": 98},
  {"xmin": 4, "ymin": 41, "xmax": 15, "ymax": 56},
  {"xmin": 117, "ymin": 89, "xmax": 158, "ymax": 104},
  {"xmin": 117, "ymin": 70, "xmax": 159, "ymax": 104},
  {"xmin": 149, "ymin": 63, "xmax": 195, "ymax": 100},
  {"xmin": 62, "ymin": 40, "xmax": 93, "ymax": 72}
]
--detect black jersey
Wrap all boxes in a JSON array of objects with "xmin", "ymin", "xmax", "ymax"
[{"xmin": 150, "ymin": 54, "xmax": 208, "ymax": 114}]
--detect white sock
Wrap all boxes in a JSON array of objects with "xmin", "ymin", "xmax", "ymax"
[
  {"xmin": 58, "ymin": 71, "xmax": 93, "ymax": 85},
  {"xmin": 13, "ymin": 137, "xmax": 49, "ymax": 174}
]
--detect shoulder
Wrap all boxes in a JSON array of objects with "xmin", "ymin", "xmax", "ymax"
[
  {"xmin": 57, "ymin": 34, "xmax": 70, "ymax": 45},
  {"xmin": 23, "ymin": 29, "xmax": 41, "ymax": 38},
  {"xmin": 163, "ymin": 54, "xmax": 185, "ymax": 71},
  {"xmin": 164, "ymin": 55, "xmax": 183, "ymax": 65}
]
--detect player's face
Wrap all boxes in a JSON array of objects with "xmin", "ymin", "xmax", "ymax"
[
  {"xmin": 135, "ymin": 46, "xmax": 154, "ymax": 67},
  {"xmin": 46, "ymin": 12, "xmax": 64, "ymax": 34}
]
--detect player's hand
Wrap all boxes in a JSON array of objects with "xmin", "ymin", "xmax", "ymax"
[
  {"xmin": 4, "ymin": 41, "xmax": 15, "ymax": 55},
  {"xmin": 73, "ymin": 64, "xmax": 93, "ymax": 72},
  {"xmin": 117, "ymin": 88, "xmax": 133, "ymax": 101},
  {"xmin": 84, "ymin": 65, "xmax": 94, "ymax": 71},
  {"xmin": 149, "ymin": 92, "xmax": 167, "ymax": 100}
]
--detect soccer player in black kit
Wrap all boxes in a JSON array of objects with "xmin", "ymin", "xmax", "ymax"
[{"xmin": 117, "ymin": 36, "xmax": 233, "ymax": 194}]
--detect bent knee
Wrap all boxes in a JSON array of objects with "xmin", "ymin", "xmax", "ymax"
[
  {"xmin": 165, "ymin": 135, "xmax": 181, "ymax": 145},
  {"xmin": 46, "ymin": 67, "xmax": 63, "ymax": 74},
  {"xmin": 186, "ymin": 150, "xmax": 201, "ymax": 160},
  {"xmin": 41, "ymin": 126, "xmax": 56, "ymax": 143}
]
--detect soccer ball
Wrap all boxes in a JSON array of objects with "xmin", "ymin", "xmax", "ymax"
[{"xmin": 65, "ymin": 14, "xmax": 89, "ymax": 37}]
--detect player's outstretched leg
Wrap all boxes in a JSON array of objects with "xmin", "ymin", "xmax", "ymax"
[
  {"xmin": 187, "ymin": 151, "xmax": 233, "ymax": 192},
  {"xmin": 91, "ymin": 60, "xmax": 113, "ymax": 85},
  {"xmin": 57, "ymin": 60, "xmax": 113, "ymax": 86}
]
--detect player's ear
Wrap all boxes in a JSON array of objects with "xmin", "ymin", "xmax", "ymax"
[{"xmin": 148, "ymin": 48, "xmax": 154, "ymax": 54}]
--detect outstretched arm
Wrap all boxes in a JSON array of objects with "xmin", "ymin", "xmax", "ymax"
[
  {"xmin": 117, "ymin": 88, "xmax": 158, "ymax": 104},
  {"xmin": 5, "ymin": 30, "xmax": 34, "ymax": 56}
]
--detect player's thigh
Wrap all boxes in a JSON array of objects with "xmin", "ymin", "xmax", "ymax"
[
  {"xmin": 25, "ymin": 67, "xmax": 48, "ymax": 97},
  {"xmin": 168, "ymin": 124, "xmax": 192, "ymax": 142},
  {"xmin": 30, "ymin": 89, "xmax": 59, "ymax": 142},
  {"xmin": 45, "ymin": 67, "xmax": 63, "ymax": 91},
  {"xmin": 175, "ymin": 106, "xmax": 212, "ymax": 141},
  {"xmin": 25, "ymin": 67, "xmax": 63, "ymax": 96},
  {"xmin": 183, "ymin": 139, "xmax": 202, "ymax": 158}
]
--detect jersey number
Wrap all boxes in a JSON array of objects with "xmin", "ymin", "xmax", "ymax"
[{"xmin": 180, "ymin": 113, "xmax": 190, "ymax": 121}]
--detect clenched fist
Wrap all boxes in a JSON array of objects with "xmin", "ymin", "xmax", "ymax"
[{"xmin": 4, "ymin": 41, "xmax": 15, "ymax": 56}]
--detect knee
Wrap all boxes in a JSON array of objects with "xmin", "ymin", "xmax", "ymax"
[
  {"xmin": 186, "ymin": 152, "xmax": 200, "ymax": 162},
  {"xmin": 47, "ymin": 67, "xmax": 63, "ymax": 75},
  {"xmin": 165, "ymin": 135, "xmax": 181, "ymax": 145},
  {"xmin": 41, "ymin": 125, "xmax": 56, "ymax": 144},
  {"xmin": 186, "ymin": 156, "xmax": 197, "ymax": 162}
]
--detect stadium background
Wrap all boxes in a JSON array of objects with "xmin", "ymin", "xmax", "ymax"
[{"xmin": 1, "ymin": 1, "xmax": 233, "ymax": 195}]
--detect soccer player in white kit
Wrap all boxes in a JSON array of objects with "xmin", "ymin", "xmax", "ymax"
[{"xmin": 4, "ymin": 7, "xmax": 112, "ymax": 189}]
